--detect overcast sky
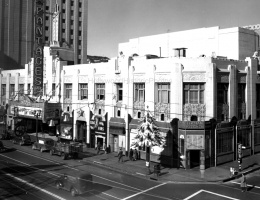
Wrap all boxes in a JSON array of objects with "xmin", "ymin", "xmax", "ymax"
[{"xmin": 87, "ymin": 0, "xmax": 260, "ymax": 58}]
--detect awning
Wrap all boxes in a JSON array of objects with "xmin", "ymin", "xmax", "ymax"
[
  {"xmin": 154, "ymin": 121, "xmax": 172, "ymax": 133},
  {"xmin": 109, "ymin": 117, "xmax": 125, "ymax": 128},
  {"xmin": 129, "ymin": 118, "xmax": 142, "ymax": 129}
]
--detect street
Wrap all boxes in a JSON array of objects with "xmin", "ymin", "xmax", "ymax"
[{"xmin": 1, "ymin": 141, "xmax": 260, "ymax": 200}]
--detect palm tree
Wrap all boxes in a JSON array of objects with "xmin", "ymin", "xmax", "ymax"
[{"xmin": 131, "ymin": 110, "xmax": 166, "ymax": 174}]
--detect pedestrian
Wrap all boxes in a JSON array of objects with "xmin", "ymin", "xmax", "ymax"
[
  {"xmin": 133, "ymin": 148, "xmax": 138, "ymax": 161},
  {"xmin": 97, "ymin": 142, "xmax": 101, "ymax": 154},
  {"xmin": 104, "ymin": 143, "xmax": 107, "ymax": 154},
  {"xmin": 240, "ymin": 173, "xmax": 247, "ymax": 192},
  {"xmin": 118, "ymin": 148, "xmax": 124, "ymax": 163},
  {"xmin": 129, "ymin": 148, "xmax": 133, "ymax": 161}
]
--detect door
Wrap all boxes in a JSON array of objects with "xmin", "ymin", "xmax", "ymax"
[
  {"xmin": 97, "ymin": 137, "xmax": 103, "ymax": 149},
  {"xmin": 114, "ymin": 136, "xmax": 119, "ymax": 152}
]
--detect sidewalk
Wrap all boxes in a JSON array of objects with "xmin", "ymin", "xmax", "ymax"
[{"xmin": 80, "ymin": 147, "xmax": 260, "ymax": 183}]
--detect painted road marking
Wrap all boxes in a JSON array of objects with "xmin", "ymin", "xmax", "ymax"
[
  {"xmin": 230, "ymin": 181, "xmax": 260, "ymax": 189},
  {"xmin": 122, "ymin": 182, "xmax": 168, "ymax": 200},
  {"xmin": 184, "ymin": 189, "xmax": 239, "ymax": 200},
  {"xmin": 6, "ymin": 173, "xmax": 67, "ymax": 200}
]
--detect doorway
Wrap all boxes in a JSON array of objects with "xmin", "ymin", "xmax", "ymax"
[{"xmin": 190, "ymin": 150, "xmax": 200, "ymax": 168}]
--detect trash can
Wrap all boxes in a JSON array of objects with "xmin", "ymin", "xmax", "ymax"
[{"xmin": 154, "ymin": 164, "xmax": 160, "ymax": 176}]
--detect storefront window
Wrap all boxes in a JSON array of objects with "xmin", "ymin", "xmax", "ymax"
[
  {"xmin": 255, "ymin": 126, "xmax": 260, "ymax": 145},
  {"xmin": 237, "ymin": 129, "xmax": 250, "ymax": 147},
  {"xmin": 19, "ymin": 84, "xmax": 24, "ymax": 94},
  {"xmin": 10, "ymin": 84, "xmax": 15, "ymax": 96}
]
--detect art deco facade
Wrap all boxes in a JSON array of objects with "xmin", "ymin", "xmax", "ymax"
[{"xmin": 1, "ymin": 24, "xmax": 260, "ymax": 169}]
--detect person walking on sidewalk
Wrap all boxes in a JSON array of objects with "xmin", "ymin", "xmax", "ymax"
[
  {"xmin": 97, "ymin": 142, "xmax": 101, "ymax": 155},
  {"xmin": 133, "ymin": 148, "xmax": 138, "ymax": 161},
  {"xmin": 129, "ymin": 148, "xmax": 133, "ymax": 161},
  {"xmin": 118, "ymin": 148, "xmax": 124, "ymax": 163},
  {"xmin": 241, "ymin": 173, "xmax": 247, "ymax": 192}
]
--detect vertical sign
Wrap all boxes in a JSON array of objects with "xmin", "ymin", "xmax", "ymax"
[{"xmin": 33, "ymin": 0, "xmax": 45, "ymax": 96}]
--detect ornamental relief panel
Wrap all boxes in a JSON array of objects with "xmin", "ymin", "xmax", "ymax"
[
  {"xmin": 183, "ymin": 103, "xmax": 206, "ymax": 121},
  {"xmin": 2, "ymin": 78, "xmax": 6, "ymax": 84},
  {"xmin": 237, "ymin": 74, "xmax": 246, "ymax": 83},
  {"xmin": 10, "ymin": 77, "xmax": 15, "ymax": 84},
  {"xmin": 19, "ymin": 77, "xmax": 25, "ymax": 84},
  {"xmin": 133, "ymin": 101, "xmax": 145, "ymax": 118},
  {"xmin": 182, "ymin": 73, "xmax": 205, "ymax": 82},
  {"xmin": 64, "ymin": 76, "xmax": 73, "ymax": 83},
  {"xmin": 217, "ymin": 73, "xmax": 229, "ymax": 83},
  {"xmin": 154, "ymin": 102, "xmax": 170, "ymax": 121},
  {"xmin": 79, "ymin": 75, "xmax": 88, "ymax": 83}
]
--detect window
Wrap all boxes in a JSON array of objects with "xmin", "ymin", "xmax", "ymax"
[
  {"xmin": 79, "ymin": 84, "xmax": 88, "ymax": 100},
  {"xmin": 62, "ymin": 19, "xmax": 65, "ymax": 23},
  {"xmin": 10, "ymin": 84, "xmax": 15, "ymax": 96},
  {"xmin": 19, "ymin": 84, "xmax": 24, "ymax": 94},
  {"xmin": 183, "ymin": 83, "xmax": 204, "ymax": 104},
  {"xmin": 157, "ymin": 83, "xmax": 170, "ymax": 103},
  {"xmin": 45, "ymin": 16, "xmax": 49, "ymax": 21},
  {"xmin": 96, "ymin": 84, "xmax": 105, "ymax": 100},
  {"xmin": 217, "ymin": 83, "xmax": 228, "ymax": 104},
  {"xmin": 117, "ymin": 83, "xmax": 123, "ymax": 101},
  {"xmin": 79, "ymin": 12, "xmax": 82, "ymax": 17},
  {"xmin": 65, "ymin": 84, "xmax": 72, "ymax": 99},
  {"xmin": 1, "ymin": 84, "xmax": 6, "ymax": 96},
  {"xmin": 79, "ymin": 31, "xmax": 82, "ymax": 36},
  {"xmin": 43, "ymin": 83, "xmax": 47, "ymax": 95},
  {"xmin": 27, "ymin": 84, "xmax": 31, "ymax": 95},
  {"xmin": 52, "ymin": 84, "xmax": 56, "ymax": 96},
  {"xmin": 217, "ymin": 132, "xmax": 233, "ymax": 154},
  {"xmin": 70, "ymin": 30, "xmax": 74, "ymax": 35},
  {"xmin": 237, "ymin": 129, "xmax": 250, "ymax": 147},
  {"xmin": 238, "ymin": 83, "xmax": 246, "ymax": 119},
  {"xmin": 134, "ymin": 83, "xmax": 145, "ymax": 101}
]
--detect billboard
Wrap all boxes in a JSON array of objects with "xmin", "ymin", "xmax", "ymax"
[{"xmin": 33, "ymin": 0, "xmax": 45, "ymax": 96}]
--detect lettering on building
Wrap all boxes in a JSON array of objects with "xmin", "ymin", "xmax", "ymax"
[{"xmin": 33, "ymin": 0, "xmax": 45, "ymax": 96}]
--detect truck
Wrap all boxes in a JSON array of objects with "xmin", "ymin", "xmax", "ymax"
[{"xmin": 49, "ymin": 140, "xmax": 83, "ymax": 160}]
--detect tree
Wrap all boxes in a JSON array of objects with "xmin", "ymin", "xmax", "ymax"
[{"xmin": 131, "ymin": 110, "xmax": 166, "ymax": 174}]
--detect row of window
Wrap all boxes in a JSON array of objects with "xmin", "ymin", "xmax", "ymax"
[
  {"xmin": 63, "ymin": 83, "xmax": 204, "ymax": 104},
  {"xmin": 1, "ymin": 83, "xmax": 205, "ymax": 104}
]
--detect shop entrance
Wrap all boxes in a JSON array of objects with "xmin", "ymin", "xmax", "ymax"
[
  {"xmin": 76, "ymin": 121, "xmax": 86, "ymax": 144},
  {"xmin": 190, "ymin": 150, "xmax": 200, "ymax": 168}
]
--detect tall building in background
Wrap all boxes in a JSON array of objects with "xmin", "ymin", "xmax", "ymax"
[{"xmin": 0, "ymin": 0, "xmax": 88, "ymax": 70}]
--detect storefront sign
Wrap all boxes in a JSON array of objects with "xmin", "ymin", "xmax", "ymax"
[
  {"xmin": 33, "ymin": 0, "xmax": 45, "ymax": 95},
  {"xmin": 10, "ymin": 105, "xmax": 43, "ymax": 119},
  {"xmin": 90, "ymin": 117, "xmax": 106, "ymax": 134}
]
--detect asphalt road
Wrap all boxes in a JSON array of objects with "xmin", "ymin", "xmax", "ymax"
[{"xmin": 1, "ymin": 141, "xmax": 260, "ymax": 200}]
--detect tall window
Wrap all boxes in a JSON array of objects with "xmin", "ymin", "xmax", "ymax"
[
  {"xmin": 217, "ymin": 83, "xmax": 228, "ymax": 104},
  {"xmin": 19, "ymin": 84, "xmax": 24, "ymax": 94},
  {"xmin": 134, "ymin": 83, "xmax": 145, "ymax": 101},
  {"xmin": 238, "ymin": 83, "xmax": 246, "ymax": 119},
  {"xmin": 10, "ymin": 84, "xmax": 15, "ymax": 96},
  {"xmin": 217, "ymin": 132, "xmax": 233, "ymax": 154},
  {"xmin": 43, "ymin": 83, "xmax": 47, "ymax": 95},
  {"xmin": 79, "ymin": 84, "xmax": 88, "ymax": 100},
  {"xmin": 27, "ymin": 84, "xmax": 31, "ymax": 95},
  {"xmin": 256, "ymin": 84, "xmax": 260, "ymax": 118},
  {"xmin": 1, "ymin": 84, "xmax": 6, "ymax": 96},
  {"xmin": 117, "ymin": 83, "xmax": 123, "ymax": 101},
  {"xmin": 96, "ymin": 84, "xmax": 105, "ymax": 100},
  {"xmin": 52, "ymin": 84, "xmax": 56, "ymax": 96},
  {"xmin": 65, "ymin": 84, "xmax": 72, "ymax": 99},
  {"xmin": 157, "ymin": 83, "xmax": 170, "ymax": 103},
  {"xmin": 183, "ymin": 83, "xmax": 204, "ymax": 104}
]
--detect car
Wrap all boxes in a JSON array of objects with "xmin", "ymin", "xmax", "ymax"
[
  {"xmin": 32, "ymin": 138, "xmax": 55, "ymax": 152},
  {"xmin": 55, "ymin": 173, "xmax": 92, "ymax": 197},
  {"xmin": 0, "ymin": 141, "xmax": 5, "ymax": 152},
  {"xmin": 12, "ymin": 135, "xmax": 31, "ymax": 146}
]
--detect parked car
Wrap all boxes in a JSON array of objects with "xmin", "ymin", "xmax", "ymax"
[
  {"xmin": 55, "ymin": 173, "xmax": 92, "ymax": 197},
  {"xmin": 32, "ymin": 138, "xmax": 55, "ymax": 152},
  {"xmin": 0, "ymin": 141, "xmax": 5, "ymax": 152},
  {"xmin": 12, "ymin": 135, "xmax": 31, "ymax": 146}
]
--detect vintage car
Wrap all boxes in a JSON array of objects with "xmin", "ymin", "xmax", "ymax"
[
  {"xmin": 55, "ymin": 173, "xmax": 92, "ymax": 197},
  {"xmin": 32, "ymin": 138, "xmax": 55, "ymax": 152},
  {"xmin": 0, "ymin": 141, "xmax": 5, "ymax": 152},
  {"xmin": 12, "ymin": 134, "xmax": 31, "ymax": 146}
]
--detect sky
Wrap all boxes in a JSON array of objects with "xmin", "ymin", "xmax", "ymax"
[{"xmin": 87, "ymin": 0, "xmax": 260, "ymax": 58}]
